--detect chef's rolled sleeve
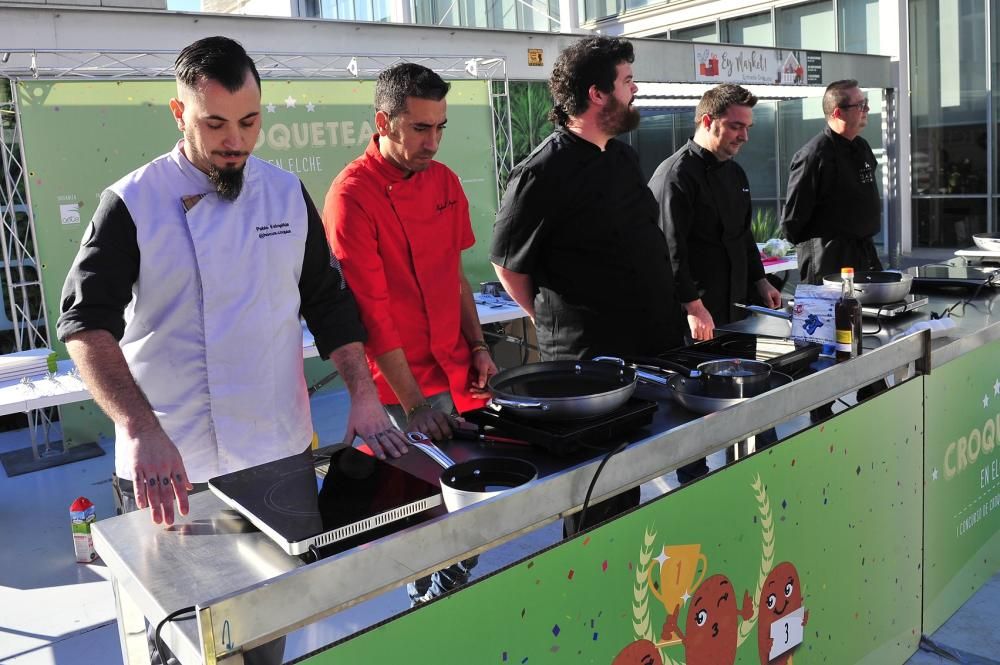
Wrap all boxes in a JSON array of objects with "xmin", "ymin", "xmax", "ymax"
[
  {"xmin": 57, "ymin": 191, "xmax": 139, "ymax": 342},
  {"xmin": 298, "ymin": 185, "xmax": 367, "ymax": 359},
  {"xmin": 490, "ymin": 167, "xmax": 550, "ymax": 274}
]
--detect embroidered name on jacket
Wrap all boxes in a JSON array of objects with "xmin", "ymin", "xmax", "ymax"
[
  {"xmin": 436, "ymin": 199, "xmax": 457, "ymax": 212},
  {"xmin": 256, "ymin": 222, "xmax": 292, "ymax": 239}
]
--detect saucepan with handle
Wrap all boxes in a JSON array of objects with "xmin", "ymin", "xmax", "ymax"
[{"xmin": 407, "ymin": 433, "xmax": 537, "ymax": 511}]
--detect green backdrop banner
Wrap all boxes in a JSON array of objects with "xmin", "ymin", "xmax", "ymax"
[
  {"xmin": 923, "ymin": 338, "xmax": 1000, "ymax": 632},
  {"xmin": 296, "ymin": 380, "xmax": 923, "ymax": 665},
  {"xmin": 15, "ymin": 79, "xmax": 498, "ymax": 444}
]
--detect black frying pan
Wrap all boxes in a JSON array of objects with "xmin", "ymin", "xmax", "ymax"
[{"xmin": 488, "ymin": 360, "xmax": 637, "ymax": 421}]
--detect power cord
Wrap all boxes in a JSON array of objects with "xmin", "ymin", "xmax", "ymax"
[
  {"xmin": 931, "ymin": 272, "xmax": 998, "ymax": 320},
  {"xmin": 577, "ymin": 440, "xmax": 630, "ymax": 529},
  {"xmin": 154, "ymin": 605, "xmax": 197, "ymax": 662}
]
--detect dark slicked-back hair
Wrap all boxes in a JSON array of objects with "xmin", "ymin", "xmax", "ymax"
[
  {"xmin": 174, "ymin": 36, "xmax": 260, "ymax": 92},
  {"xmin": 822, "ymin": 79, "xmax": 860, "ymax": 117},
  {"xmin": 375, "ymin": 63, "xmax": 450, "ymax": 118},
  {"xmin": 695, "ymin": 84, "xmax": 757, "ymax": 122},
  {"xmin": 548, "ymin": 36, "xmax": 635, "ymax": 125}
]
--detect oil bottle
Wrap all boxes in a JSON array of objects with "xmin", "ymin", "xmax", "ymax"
[{"xmin": 835, "ymin": 267, "xmax": 862, "ymax": 361}]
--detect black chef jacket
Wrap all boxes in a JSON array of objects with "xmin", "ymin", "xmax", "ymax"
[
  {"xmin": 490, "ymin": 127, "xmax": 683, "ymax": 360},
  {"xmin": 648, "ymin": 139, "xmax": 766, "ymax": 325},
  {"xmin": 781, "ymin": 126, "xmax": 883, "ymax": 284}
]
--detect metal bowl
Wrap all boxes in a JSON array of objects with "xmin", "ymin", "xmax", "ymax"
[
  {"xmin": 822, "ymin": 271, "xmax": 913, "ymax": 305},
  {"xmin": 973, "ymin": 232, "xmax": 1000, "ymax": 252}
]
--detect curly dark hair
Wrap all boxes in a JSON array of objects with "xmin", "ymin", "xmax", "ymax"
[
  {"xmin": 375, "ymin": 62, "xmax": 450, "ymax": 118},
  {"xmin": 174, "ymin": 36, "xmax": 260, "ymax": 92},
  {"xmin": 548, "ymin": 36, "xmax": 635, "ymax": 125},
  {"xmin": 694, "ymin": 84, "xmax": 757, "ymax": 122}
]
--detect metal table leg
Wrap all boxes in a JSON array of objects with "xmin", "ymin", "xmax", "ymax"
[{"xmin": 112, "ymin": 576, "xmax": 152, "ymax": 665}]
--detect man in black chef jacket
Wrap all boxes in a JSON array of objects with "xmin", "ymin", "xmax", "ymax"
[
  {"xmin": 781, "ymin": 79, "xmax": 883, "ymax": 284},
  {"xmin": 649, "ymin": 84, "xmax": 781, "ymax": 483},
  {"xmin": 650, "ymin": 83, "xmax": 782, "ymax": 343},
  {"xmin": 490, "ymin": 36, "xmax": 684, "ymax": 533},
  {"xmin": 781, "ymin": 79, "xmax": 886, "ymax": 409}
]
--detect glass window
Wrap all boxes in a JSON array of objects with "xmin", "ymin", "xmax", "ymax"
[
  {"xmin": 838, "ymin": 0, "xmax": 880, "ymax": 54},
  {"xmin": 583, "ymin": 0, "xmax": 618, "ymax": 22},
  {"xmin": 726, "ymin": 12, "xmax": 774, "ymax": 47},
  {"xmin": 371, "ymin": 0, "xmax": 390, "ymax": 20},
  {"xmin": 993, "ymin": 0, "xmax": 1000, "ymax": 199},
  {"xmin": 776, "ymin": 1, "xmax": 835, "ymax": 50},
  {"xmin": 628, "ymin": 109, "xmax": 695, "ymax": 182},
  {"xmin": 625, "ymin": 0, "xmax": 655, "ymax": 11},
  {"xmin": 735, "ymin": 101, "xmax": 777, "ymax": 199},
  {"xmin": 776, "ymin": 96, "xmax": 828, "ymax": 198},
  {"xmin": 909, "ymin": 0, "xmax": 987, "ymax": 202},
  {"xmin": 671, "ymin": 23, "xmax": 720, "ymax": 43},
  {"xmin": 914, "ymin": 198, "xmax": 986, "ymax": 246}
]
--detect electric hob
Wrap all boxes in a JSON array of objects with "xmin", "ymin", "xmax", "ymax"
[
  {"xmin": 662, "ymin": 332, "xmax": 821, "ymax": 377},
  {"xmin": 209, "ymin": 447, "xmax": 441, "ymax": 557},
  {"xmin": 462, "ymin": 397, "xmax": 658, "ymax": 457}
]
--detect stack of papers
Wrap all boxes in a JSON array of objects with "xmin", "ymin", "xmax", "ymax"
[{"xmin": 0, "ymin": 348, "xmax": 55, "ymax": 382}]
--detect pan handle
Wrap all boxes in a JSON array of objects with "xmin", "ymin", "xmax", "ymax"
[
  {"xmin": 408, "ymin": 437, "xmax": 456, "ymax": 470},
  {"xmin": 592, "ymin": 356, "xmax": 672, "ymax": 386},
  {"xmin": 734, "ymin": 302, "xmax": 793, "ymax": 320},
  {"xmin": 490, "ymin": 397, "xmax": 550, "ymax": 411}
]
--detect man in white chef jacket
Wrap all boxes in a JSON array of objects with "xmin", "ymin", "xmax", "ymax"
[{"xmin": 57, "ymin": 35, "xmax": 409, "ymax": 528}]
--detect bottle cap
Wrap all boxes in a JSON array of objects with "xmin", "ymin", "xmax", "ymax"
[
  {"xmin": 70, "ymin": 496, "xmax": 93, "ymax": 512},
  {"xmin": 841, "ymin": 267, "xmax": 855, "ymax": 277}
]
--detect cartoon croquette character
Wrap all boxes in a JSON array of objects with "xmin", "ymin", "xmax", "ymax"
[
  {"xmin": 662, "ymin": 574, "xmax": 754, "ymax": 665},
  {"xmin": 611, "ymin": 639, "xmax": 664, "ymax": 665},
  {"xmin": 757, "ymin": 561, "xmax": 809, "ymax": 664}
]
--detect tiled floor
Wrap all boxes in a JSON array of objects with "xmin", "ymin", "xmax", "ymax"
[{"xmin": 0, "ymin": 386, "xmax": 993, "ymax": 664}]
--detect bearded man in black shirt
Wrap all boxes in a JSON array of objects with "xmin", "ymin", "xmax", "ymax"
[
  {"xmin": 490, "ymin": 36, "xmax": 683, "ymax": 362},
  {"xmin": 781, "ymin": 79, "xmax": 883, "ymax": 284},
  {"xmin": 490, "ymin": 36, "xmax": 683, "ymax": 534}
]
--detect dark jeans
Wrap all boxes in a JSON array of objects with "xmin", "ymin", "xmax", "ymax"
[{"xmin": 112, "ymin": 476, "xmax": 286, "ymax": 665}]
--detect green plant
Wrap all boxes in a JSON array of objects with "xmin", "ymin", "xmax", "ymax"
[
  {"xmin": 509, "ymin": 81, "xmax": 553, "ymax": 165},
  {"xmin": 496, "ymin": 81, "xmax": 554, "ymax": 192},
  {"xmin": 750, "ymin": 207, "xmax": 782, "ymax": 243}
]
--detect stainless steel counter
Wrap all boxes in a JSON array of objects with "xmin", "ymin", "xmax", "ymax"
[{"xmin": 94, "ymin": 287, "xmax": 1000, "ymax": 664}]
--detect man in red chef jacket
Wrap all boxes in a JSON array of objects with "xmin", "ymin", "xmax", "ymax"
[{"xmin": 323, "ymin": 62, "xmax": 496, "ymax": 604}]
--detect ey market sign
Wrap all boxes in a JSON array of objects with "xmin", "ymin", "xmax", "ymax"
[{"xmin": 694, "ymin": 46, "xmax": 822, "ymax": 85}]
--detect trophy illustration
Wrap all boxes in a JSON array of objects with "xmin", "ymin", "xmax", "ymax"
[{"xmin": 647, "ymin": 544, "xmax": 708, "ymax": 646}]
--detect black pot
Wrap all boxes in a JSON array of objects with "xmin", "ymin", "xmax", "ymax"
[{"xmin": 488, "ymin": 360, "xmax": 637, "ymax": 421}]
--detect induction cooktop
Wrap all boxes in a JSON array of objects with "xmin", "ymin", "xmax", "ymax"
[{"xmin": 209, "ymin": 447, "xmax": 441, "ymax": 556}]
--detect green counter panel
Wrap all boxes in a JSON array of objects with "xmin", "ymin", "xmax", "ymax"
[
  {"xmin": 923, "ymin": 338, "xmax": 1000, "ymax": 633},
  {"xmin": 298, "ymin": 379, "xmax": 923, "ymax": 665}
]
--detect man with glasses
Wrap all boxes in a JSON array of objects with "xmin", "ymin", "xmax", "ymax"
[
  {"xmin": 782, "ymin": 79, "xmax": 886, "ymax": 415},
  {"xmin": 781, "ymin": 79, "xmax": 882, "ymax": 285},
  {"xmin": 648, "ymin": 83, "xmax": 781, "ymax": 483}
]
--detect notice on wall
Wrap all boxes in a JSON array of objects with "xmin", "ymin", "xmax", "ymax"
[{"xmin": 694, "ymin": 45, "xmax": 822, "ymax": 85}]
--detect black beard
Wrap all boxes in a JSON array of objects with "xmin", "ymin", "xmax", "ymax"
[
  {"xmin": 599, "ymin": 97, "xmax": 641, "ymax": 136},
  {"xmin": 209, "ymin": 165, "xmax": 245, "ymax": 201}
]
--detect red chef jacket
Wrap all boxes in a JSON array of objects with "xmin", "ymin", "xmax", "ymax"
[{"xmin": 323, "ymin": 135, "xmax": 485, "ymax": 414}]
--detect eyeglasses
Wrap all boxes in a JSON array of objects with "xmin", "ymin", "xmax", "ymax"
[{"xmin": 840, "ymin": 98, "xmax": 870, "ymax": 111}]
